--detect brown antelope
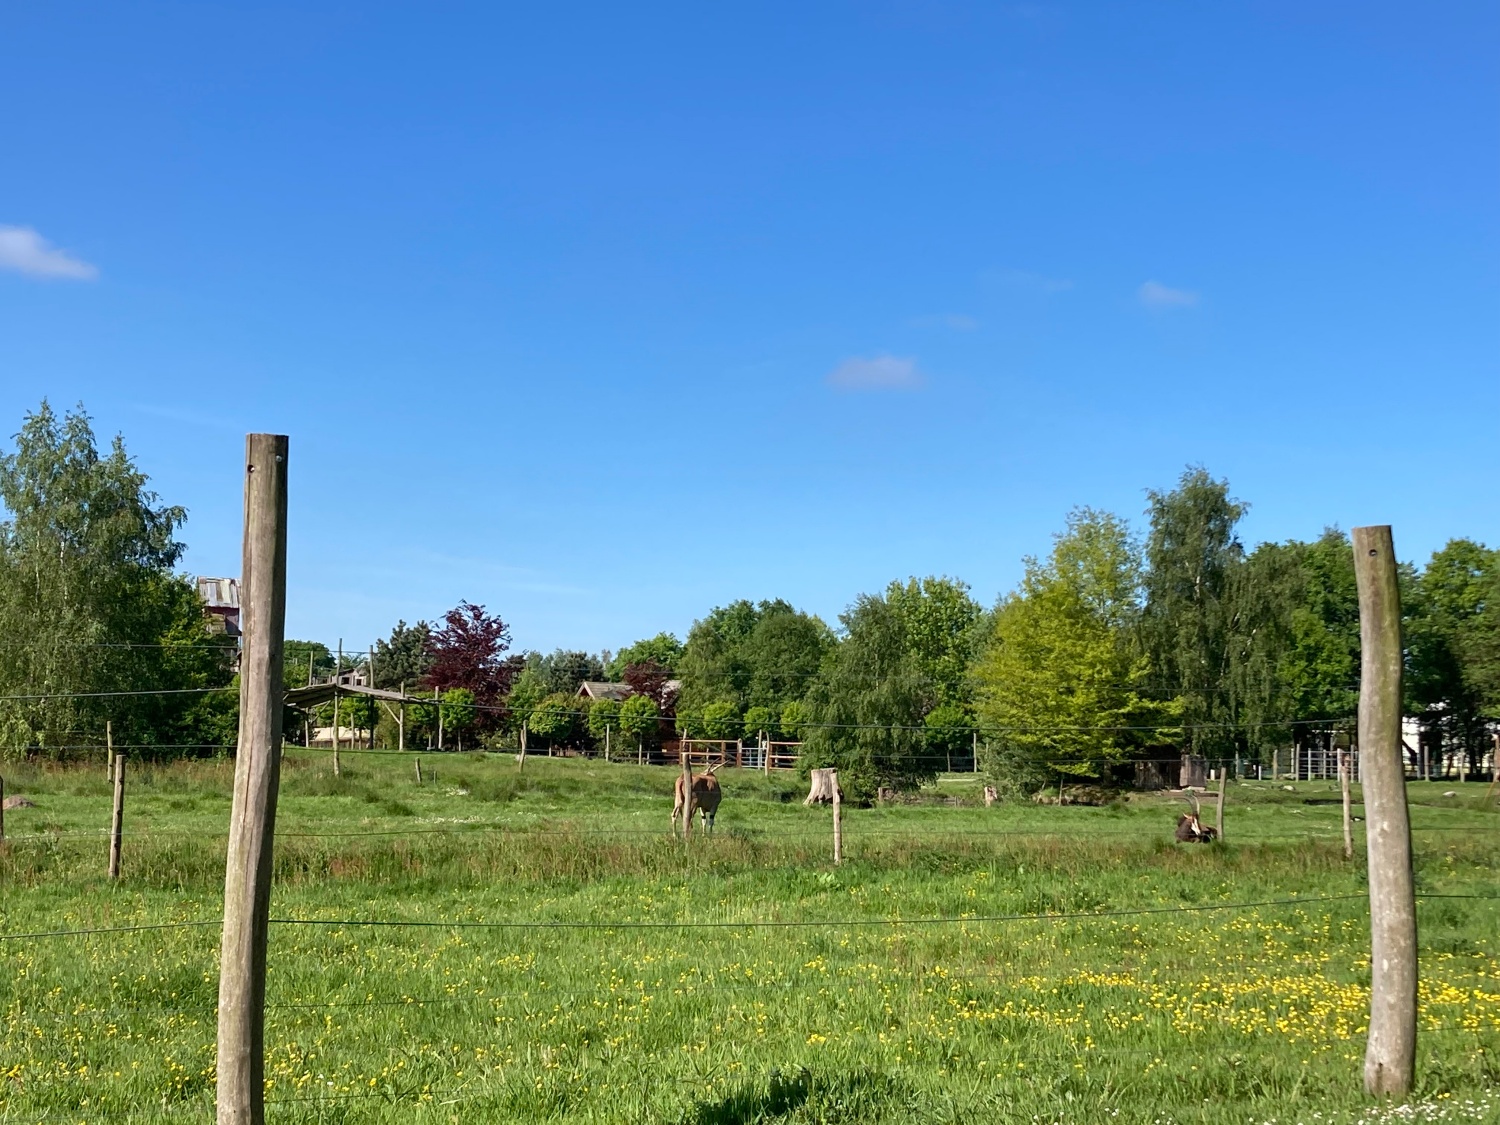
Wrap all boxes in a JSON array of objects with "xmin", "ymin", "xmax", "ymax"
[
  {"xmin": 671, "ymin": 764, "xmax": 722, "ymax": 836},
  {"xmin": 1175, "ymin": 791, "xmax": 1218, "ymax": 843}
]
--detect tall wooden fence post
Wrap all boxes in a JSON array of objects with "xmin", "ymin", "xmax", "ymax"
[
  {"xmin": 831, "ymin": 770, "xmax": 842, "ymax": 865},
  {"xmin": 1340, "ymin": 747, "xmax": 1354, "ymax": 860},
  {"xmin": 1353, "ymin": 524, "xmax": 1416, "ymax": 1098},
  {"xmin": 106, "ymin": 720, "xmax": 114, "ymax": 784},
  {"xmin": 680, "ymin": 751, "xmax": 694, "ymax": 843},
  {"xmin": 1215, "ymin": 767, "xmax": 1226, "ymax": 841},
  {"xmin": 108, "ymin": 753, "xmax": 125, "ymax": 879},
  {"xmin": 217, "ymin": 433, "xmax": 289, "ymax": 1125},
  {"xmin": 332, "ymin": 640, "xmax": 343, "ymax": 777}
]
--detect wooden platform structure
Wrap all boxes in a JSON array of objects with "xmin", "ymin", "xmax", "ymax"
[{"xmin": 676, "ymin": 738, "xmax": 803, "ymax": 772}]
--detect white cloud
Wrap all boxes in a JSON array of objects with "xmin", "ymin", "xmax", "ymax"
[
  {"xmin": 910, "ymin": 313, "xmax": 979, "ymax": 331},
  {"xmin": 1138, "ymin": 280, "xmax": 1198, "ymax": 308},
  {"xmin": 826, "ymin": 354, "xmax": 925, "ymax": 391},
  {"xmin": 0, "ymin": 226, "xmax": 99, "ymax": 280}
]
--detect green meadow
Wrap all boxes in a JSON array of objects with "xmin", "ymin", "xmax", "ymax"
[{"xmin": 2, "ymin": 752, "xmax": 1497, "ymax": 1124}]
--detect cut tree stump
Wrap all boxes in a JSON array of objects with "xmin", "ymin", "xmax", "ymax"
[{"xmin": 805, "ymin": 768, "xmax": 842, "ymax": 805}]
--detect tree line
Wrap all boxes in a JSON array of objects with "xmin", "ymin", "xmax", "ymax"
[{"xmin": 3, "ymin": 403, "xmax": 1496, "ymax": 799}]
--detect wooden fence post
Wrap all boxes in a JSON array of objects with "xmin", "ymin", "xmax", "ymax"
[
  {"xmin": 680, "ymin": 751, "xmax": 694, "ymax": 843},
  {"xmin": 106, "ymin": 720, "xmax": 114, "ymax": 784},
  {"xmin": 1215, "ymin": 767, "xmax": 1226, "ymax": 841},
  {"xmin": 517, "ymin": 721, "xmax": 527, "ymax": 772},
  {"xmin": 1353, "ymin": 524, "xmax": 1416, "ymax": 1098},
  {"xmin": 217, "ymin": 433, "xmax": 289, "ymax": 1125},
  {"xmin": 831, "ymin": 770, "xmax": 842, "ymax": 865},
  {"xmin": 108, "ymin": 753, "xmax": 125, "ymax": 879},
  {"xmin": 1339, "ymin": 747, "xmax": 1354, "ymax": 860},
  {"xmin": 414, "ymin": 757, "xmax": 423, "ymax": 784},
  {"xmin": 332, "ymin": 640, "xmax": 342, "ymax": 777},
  {"xmin": 1, "ymin": 774, "xmax": 5, "ymax": 843}
]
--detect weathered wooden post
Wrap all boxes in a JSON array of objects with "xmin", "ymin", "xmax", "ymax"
[
  {"xmin": 1340, "ymin": 747, "xmax": 1354, "ymax": 860},
  {"xmin": 332, "ymin": 640, "xmax": 342, "ymax": 777},
  {"xmin": 680, "ymin": 751, "xmax": 695, "ymax": 842},
  {"xmin": 1215, "ymin": 767, "xmax": 1226, "ymax": 841},
  {"xmin": 398, "ymin": 682, "xmax": 406, "ymax": 752},
  {"xmin": 436, "ymin": 691, "xmax": 445, "ymax": 751},
  {"xmin": 414, "ymin": 757, "xmax": 422, "ymax": 784},
  {"xmin": 831, "ymin": 769, "xmax": 842, "ymax": 865},
  {"xmin": 517, "ymin": 721, "xmax": 527, "ymax": 772},
  {"xmin": 604, "ymin": 724, "xmax": 611, "ymax": 763},
  {"xmin": 217, "ymin": 433, "xmax": 289, "ymax": 1125},
  {"xmin": 108, "ymin": 753, "xmax": 125, "ymax": 879},
  {"xmin": 1353, "ymin": 524, "xmax": 1416, "ymax": 1098},
  {"xmin": 106, "ymin": 720, "xmax": 114, "ymax": 784}
]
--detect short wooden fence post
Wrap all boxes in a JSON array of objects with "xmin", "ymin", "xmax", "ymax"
[
  {"xmin": 1340, "ymin": 747, "xmax": 1354, "ymax": 860},
  {"xmin": 1353, "ymin": 524, "xmax": 1417, "ymax": 1098},
  {"xmin": 108, "ymin": 754, "xmax": 125, "ymax": 879},
  {"xmin": 216, "ymin": 433, "xmax": 289, "ymax": 1125},
  {"xmin": 831, "ymin": 770, "xmax": 842, "ymax": 865}
]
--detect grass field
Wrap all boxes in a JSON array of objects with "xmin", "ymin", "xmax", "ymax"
[{"xmin": 1, "ymin": 750, "xmax": 1497, "ymax": 1124}]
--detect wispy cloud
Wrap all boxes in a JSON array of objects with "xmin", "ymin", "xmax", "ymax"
[
  {"xmin": 827, "ymin": 355, "xmax": 926, "ymax": 391},
  {"xmin": 909, "ymin": 313, "xmax": 979, "ymax": 331},
  {"xmin": 0, "ymin": 226, "xmax": 99, "ymax": 280},
  {"xmin": 1138, "ymin": 280, "xmax": 1199, "ymax": 309}
]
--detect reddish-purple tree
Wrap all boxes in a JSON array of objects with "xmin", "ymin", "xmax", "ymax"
[
  {"xmin": 424, "ymin": 602, "xmax": 519, "ymax": 716},
  {"xmin": 622, "ymin": 660, "xmax": 679, "ymax": 716}
]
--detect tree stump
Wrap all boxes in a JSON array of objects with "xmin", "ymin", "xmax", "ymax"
[
  {"xmin": 805, "ymin": 768, "xmax": 842, "ymax": 805},
  {"xmin": 983, "ymin": 786, "xmax": 998, "ymax": 807}
]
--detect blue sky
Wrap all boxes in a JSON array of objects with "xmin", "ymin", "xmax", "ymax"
[{"xmin": 3, "ymin": 2, "xmax": 1496, "ymax": 657}]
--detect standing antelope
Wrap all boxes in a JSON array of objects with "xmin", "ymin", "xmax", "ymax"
[{"xmin": 672, "ymin": 764, "xmax": 722, "ymax": 836}]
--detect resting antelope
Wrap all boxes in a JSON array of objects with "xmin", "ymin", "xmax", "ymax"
[
  {"xmin": 1175, "ymin": 791, "xmax": 1218, "ymax": 843},
  {"xmin": 672, "ymin": 764, "xmax": 722, "ymax": 836}
]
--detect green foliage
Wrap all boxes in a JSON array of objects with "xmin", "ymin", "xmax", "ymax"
[
  {"xmin": 372, "ymin": 621, "xmax": 431, "ymax": 689},
  {"xmin": 1141, "ymin": 467, "xmax": 1246, "ymax": 755},
  {"xmin": 605, "ymin": 633, "xmax": 683, "ymax": 679},
  {"xmin": 526, "ymin": 691, "xmax": 578, "ymax": 747},
  {"xmin": 922, "ymin": 701, "xmax": 975, "ymax": 768},
  {"xmin": 504, "ymin": 668, "xmax": 549, "ymax": 733},
  {"xmin": 742, "ymin": 704, "xmax": 776, "ymax": 739},
  {"xmin": 617, "ymin": 693, "xmax": 659, "ymax": 746},
  {"xmin": 884, "ymin": 576, "xmax": 984, "ymax": 705},
  {"xmin": 677, "ymin": 599, "xmax": 833, "ymax": 716},
  {"xmin": 586, "ymin": 697, "xmax": 621, "ymax": 740},
  {"xmin": 524, "ymin": 649, "xmax": 606, "ymax": 695},
  {"xmin": 975, "ymin": 508, "xmax": 1176, "ymax": 789},
  {"xmin": 700, "ymin": 700, "xmax": 742, "ymax": 740},
  {"xmin": 801, "ymin": 594, "xmax": 934, "ymax": 799},
  {"xmin": 779, "ymin": 699, "xmax": 809, "ymax": 740},
  {"xmin": 1407, "ymin": 539, "xmax": 1500, "ymax": 770},
  {"xmin": 0, "ymin": 401, "xmax": 234, "ymax": 757},
  {"xmin": 440, "ymin": 688, "xmax": 478, "ymax": 745}
]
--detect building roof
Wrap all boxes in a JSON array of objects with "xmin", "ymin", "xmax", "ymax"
[{"xmin": 577, "ymin": 681, "xmax": 633, "ymax": 702}]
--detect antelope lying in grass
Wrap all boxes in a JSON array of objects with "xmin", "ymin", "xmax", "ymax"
[
  {"xmin": 671, "ymin": 764, "xmax": 722, "ymax": 836},
  {"xmin": 1175, "ymin": 791, "xmax": 1218, "ymax": 843}
]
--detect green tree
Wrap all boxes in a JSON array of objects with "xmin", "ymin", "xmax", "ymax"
[
  {"xmin": 701, "ymin": 700, "xmax": 742, "ymax": 740},
  {"xmin": 618, "ymin": 693, "xmax": 660, "ymax": 759},
  {"xmin": 0, "ymin": 402, "xmax": 234, "ymax": 757},
  {"xmin": 1407, "ymin": 539, "xmax": 1499, "ymax": 775},
  {"xmin": 440, "ymin": 687, "xmax": 478, "ymax": 750},
  {"xmin": 587, "ymin": 697, "xmax": 622, "ymax": 752},
  {"xmin": 743, "ymin": 704, "xmax": 776, "ymax": 740},
  {"xmin": 922, "ymin": 701, "xmax": 975, "ymax": 771},
  {"xmin": 1141, "ymin": 467, "xmax": 1246, "ymax": 756},
  {"xmin": 606, "ymin": 633, "xmax": 683, "ymax": 679},
  {"xmin": 779, "ymin": 700, "xmax": 809, "ymax": 740},
  {"xmin": 527, "ymin": 691, "xmax": 579, "ymax": 749},
  {"xmin": 975, "ymin": 508, "xmax": 1175, "ymax": 789},
  {"xmin": 677, "ymin": 600, "xmax": 833, "ymax": 716},
  {"xmin": 524, "ymin": 649, "xmax": 606, "ymax": 695},
  {"xmin": 885, "ymin": 576, "xmax": 984, "ymax": 705},
  {"xmin": 800, "ymin": 594, "xmax": 933, "ymax": 799},
  {"xmin": 372, "ymin": 621, "xmax": 431, "ymax": 689}
]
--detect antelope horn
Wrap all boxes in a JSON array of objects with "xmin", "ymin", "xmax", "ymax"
[{"xmin": 704, "ymin": 763, "xmax": 720, "ymax": 776}]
